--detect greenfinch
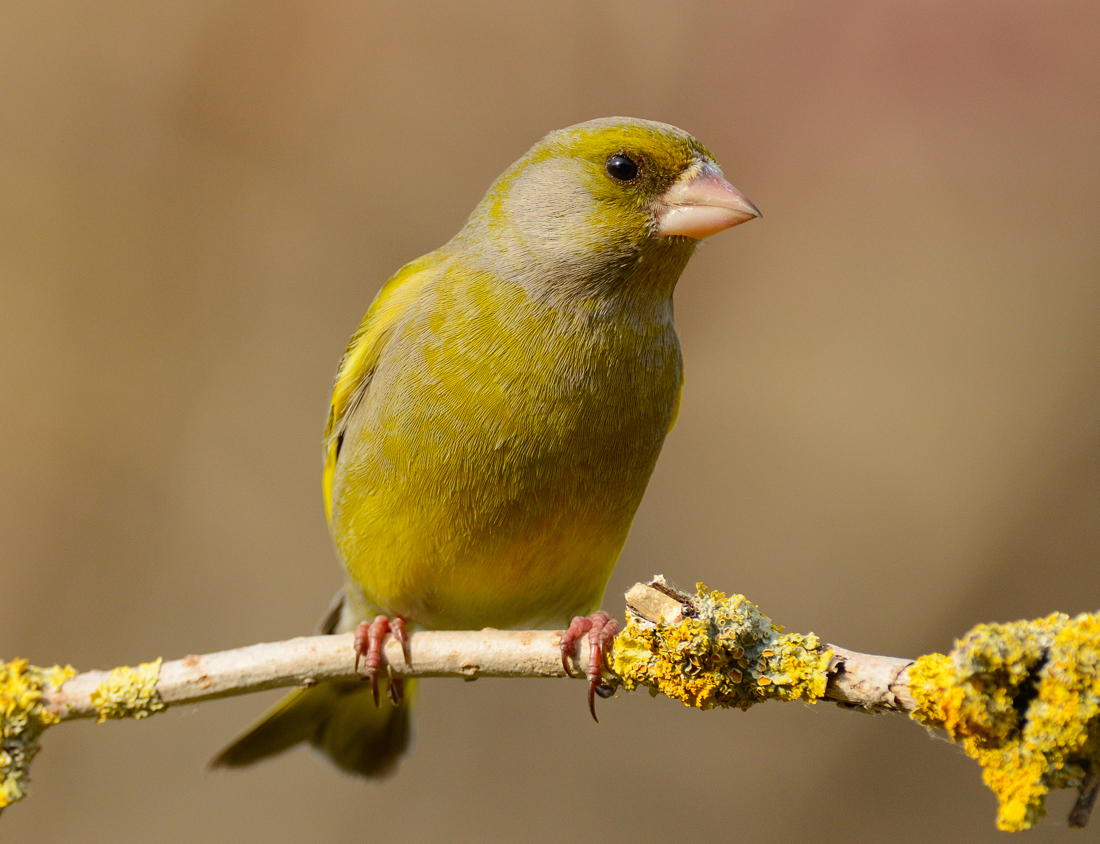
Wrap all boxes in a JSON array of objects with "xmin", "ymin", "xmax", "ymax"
[{"xmin": 213, "ymin": 117, "xmax": 759, "ymax": 777}]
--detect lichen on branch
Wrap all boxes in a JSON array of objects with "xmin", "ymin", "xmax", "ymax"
[
  {"xmin": 909, "ymin": 611, "xmax": 1100, "ymax": 832},
  {"xmin": 0, "ymin": 660, "xmax": 75, "ymax": 811},
  {"xmin": 611, "ymin": 578, "xmax": 831, "ymax": 709},
  {"xmin": 88, "ymin": 659, "xmax": 166, "ymax": 723}
]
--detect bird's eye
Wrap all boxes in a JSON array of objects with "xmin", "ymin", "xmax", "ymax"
[{"xmin": 606, "ymin": 153, "xmax": 639, "ymax": 182}]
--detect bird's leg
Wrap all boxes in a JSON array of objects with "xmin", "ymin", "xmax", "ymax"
[
  {"xmin": 559, "ymin": 610, "xmax": 619, "ymax": 722},
  {"xmin": 354, "ymin": 615, "xmax": 407, "ymax": 707}
]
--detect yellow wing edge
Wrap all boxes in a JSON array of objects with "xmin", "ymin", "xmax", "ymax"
[{"xmin": 323, "ymin": 255, "xmax": 436, "ymax": 522}]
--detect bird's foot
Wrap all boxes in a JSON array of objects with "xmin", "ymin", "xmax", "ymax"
[
  {"xmin": 559, "ymin": 611, "xmax": 619, "ymax": 722},
  {"xmin": 353, "ymin": 615, "xmax": 409, "ymax": 707}
]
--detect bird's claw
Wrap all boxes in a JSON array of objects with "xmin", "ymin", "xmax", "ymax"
[
  {"xmin": 559, "ymin": 611, "xmax": 619, "ymax": 722},
  {"xmin": 391, "ymin": 616, "xmax": 411, "ymax": 666},
  {"xmin": 354, "ymin": 615, "xmax": 407, "ymax": 708},
  {"xmin": 386, "ymin": 665, "xmax": 404, "ymax": 707}
]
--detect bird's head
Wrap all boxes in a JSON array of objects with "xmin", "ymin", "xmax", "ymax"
[{"xmin": 456, "ymin": 117, "xmax": 759, "ymax": 299}]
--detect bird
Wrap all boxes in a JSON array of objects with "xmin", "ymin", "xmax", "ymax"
[{"xmin": 212, "ymin": 116, "xmax": 759, "ymax": 778}]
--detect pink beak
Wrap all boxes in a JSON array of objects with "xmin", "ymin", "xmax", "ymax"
[{"xmin": 655, "ymin": 162, "xmax": 761, "ymax": 239}]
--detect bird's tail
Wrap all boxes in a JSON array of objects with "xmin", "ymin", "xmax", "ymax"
[{"xmin": 211, "ymin": 678, "xmax": 415, "ymax": 778}]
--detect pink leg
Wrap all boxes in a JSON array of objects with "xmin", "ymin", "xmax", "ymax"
[
  {"xmin": 559, "ymin": 611, "xmax": 619, "ymax": 722},
  {"xmin": 354, "ymin": 615, "xmax": 408, "ymax": 707}
]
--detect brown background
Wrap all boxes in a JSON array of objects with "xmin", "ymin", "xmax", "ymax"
[{"xmin": 3, "ymin": 2, "xmax": 1099, "ymax": 842}]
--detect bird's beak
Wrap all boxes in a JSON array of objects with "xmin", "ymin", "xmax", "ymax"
[{"xmin": 655, "ymin": 162, "xmax": 761, "ymax": 239}]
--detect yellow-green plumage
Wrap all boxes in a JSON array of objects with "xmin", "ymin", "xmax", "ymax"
[{"xmin": 214, "ymin": 117, "xmax": 756, "ymax": 777}]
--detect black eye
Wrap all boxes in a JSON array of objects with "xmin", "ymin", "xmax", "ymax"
[{"xmin": 606, "ymin": 153, "xmax": 639, "ymax": 182}]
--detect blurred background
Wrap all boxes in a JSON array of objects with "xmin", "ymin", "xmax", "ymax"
[{"xmin": 2, "ymin": 2, "xmax": 1099, "ymax": 841}]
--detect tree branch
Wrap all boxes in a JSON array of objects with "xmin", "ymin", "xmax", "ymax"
[
  {"xmin": 3, "ymin": 577, "xmax": 1097, "ymax": 833},
  {"xmin": 36, "ymin": 629, "xmax": 917, "ymax": 723},
  {"xmin": 41, "ymin": 629, "xmax": 596, "ymax": 722}
]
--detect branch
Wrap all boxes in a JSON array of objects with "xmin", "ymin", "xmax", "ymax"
[
  {"xmin": 41, "ymin": 629, "xmax": 599, "ymax": 721},
  {"xmin": 34, "ymin": 630, "xmax": 916, "ymax": 724},
  {"xmin": 3, "ymin": 577, "xmax": 1098, "ymax": 834}
]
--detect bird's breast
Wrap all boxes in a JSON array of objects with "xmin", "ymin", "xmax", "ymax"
[{"xmin": 331, "ymin": 274, "xmax": 682, "ymax": 629}]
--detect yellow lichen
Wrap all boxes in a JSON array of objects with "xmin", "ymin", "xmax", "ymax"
[
  {"xmin": 611, "ymin": 583, "xmax": 831, "ymax": 710},
  {"xmin": 89, "ymin": 659, "xmax": 166, "ymax": 723},
  {"xmin": 909, "ymin": 611, "xmax": 1100, "ymax": 832},
  {"xmin": 1, "ymin": 659, "xmax": 76, "ymax": 810}
]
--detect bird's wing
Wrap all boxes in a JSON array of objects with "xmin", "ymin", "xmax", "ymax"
[{"xmin": 323, "ymin": 255, "xmax": 434, "ymax": 522}]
